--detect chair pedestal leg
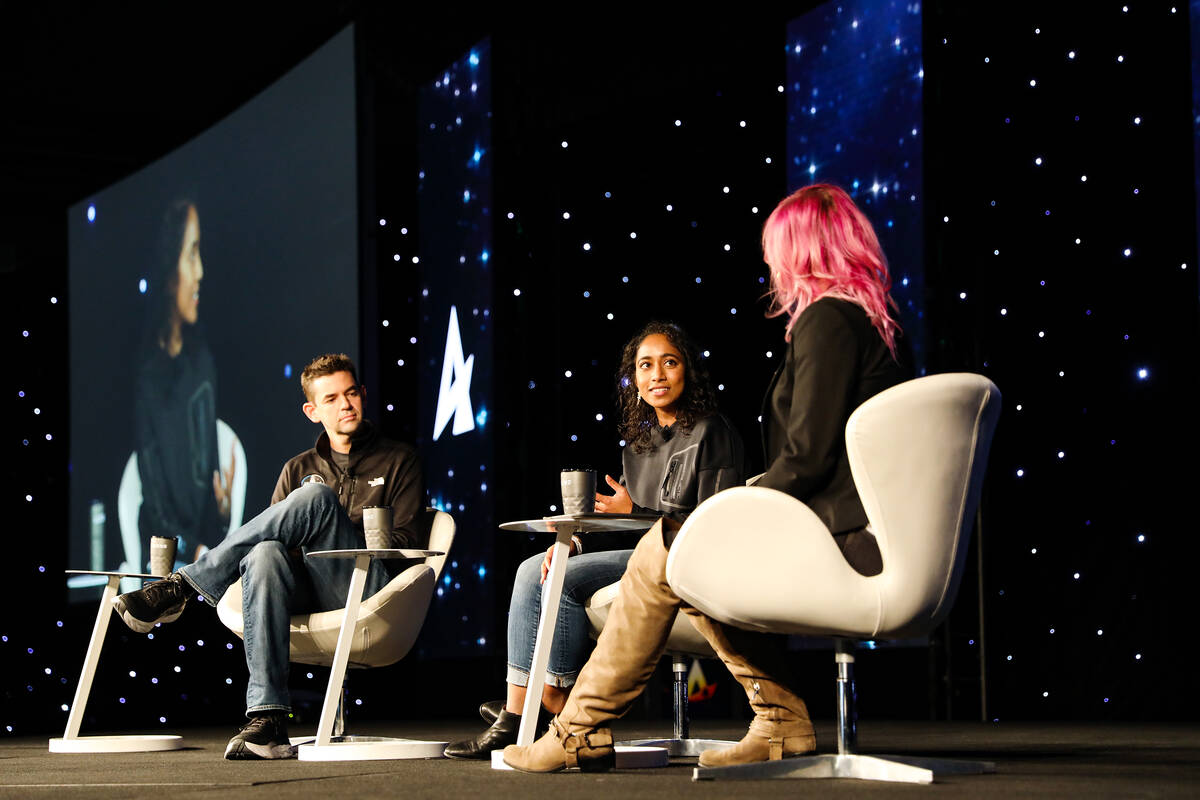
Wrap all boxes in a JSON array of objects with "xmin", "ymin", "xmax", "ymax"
[
  {"xmin": 620, "ymin": 653, "xmax": 737, "ymax": 757},
  {"xmin": 333, "ymin": 683, "xmax": 345, "ymax": 739},
  {"xmin": 835, "ymin": 639, "xmax": 856, "ymax": 755}
]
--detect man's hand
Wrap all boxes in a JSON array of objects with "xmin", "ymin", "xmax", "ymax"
[{"xmin": 594, "ymin": 474, "xmax": 633, "ymax": 514}]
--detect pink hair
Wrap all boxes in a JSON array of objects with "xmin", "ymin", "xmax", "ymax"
[{"xmin": 761, "ymin": 183, "xmax": 900, "ymax": 357}]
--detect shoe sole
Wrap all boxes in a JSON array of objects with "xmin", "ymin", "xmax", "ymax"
[
  {"xmin": 224, "ymin": 738, "xmax": 297, "ymax": 760},
  {"xmin": 443, "ymin": 747, "xmax": 497, "ymax": 760},
  {"xmin": 501, "ymin": 759, "xmax": 566, "ymax": 773},
  {"xmin": 111, "ymin": 597, "xmax": 184, "ymax": 634}
]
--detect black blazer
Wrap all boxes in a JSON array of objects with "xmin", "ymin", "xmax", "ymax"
[{"xmin": 757, "ymin": 297, "xmax": 911, "ymax": 535}]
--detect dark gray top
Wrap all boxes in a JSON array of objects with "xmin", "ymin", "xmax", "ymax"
[{"xmin": 622, "ymin": 413, "xmax": 747, "ymax": 524}]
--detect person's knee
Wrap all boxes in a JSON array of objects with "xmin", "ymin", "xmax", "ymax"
[
  {"xmin": 513, "ymin": 551, "xmax": 542, "ymax": 582},
  {"xmin": 285, "ymin": 481, "xmax": 339, "ymax": 520},
  {"xmin": 510, "ymin": 553, "xmax": 546, "ymax": 603},
  {"xmin": 242, "ymin": 540, "xmax": 290, "ymax": 577},
  {"xmin": 293, "ymin": 480, "xmax": 337, "ymax": 505}
]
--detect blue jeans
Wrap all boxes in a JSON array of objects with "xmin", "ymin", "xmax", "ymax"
[
  {"xmin": 506, "ymin": 549, "xmax": 633, "ymax": 688},
  {"xmin": 177, "ymin": 483, "xmax": 391, "ymax": 716}
]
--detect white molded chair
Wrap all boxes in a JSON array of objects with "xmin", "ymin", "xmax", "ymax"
[
  {"xmin": 216, "ymin": 508, "xmax": 455, "ymax": 759},
  {"xmin": 117, "ymin": 419, "xmax": 246, "ymax": 591},
  {"xmin": 585, "ymin": 582, "xmax": 737, "ymax": 756},
  {"xmin": 667, "ymin": 373, "xmax": 1002, "ymax": 784}
]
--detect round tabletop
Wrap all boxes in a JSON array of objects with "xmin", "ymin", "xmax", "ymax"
[
  {"xmin": 65, "ymin": 570, "xmax": 160, "ymax": 580},
  {"xmin": 499, "ymin": 512, "xmax": 662, "ymax": 534},
  {"xmin": 305, "ymin": 549, "xmax": 444, "ymax": 559}
]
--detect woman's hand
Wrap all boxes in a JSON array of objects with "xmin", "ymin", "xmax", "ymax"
[
  {"xmin": 594, "ymin": 474, "xmax": 633, "ymax": 514},
  {"xmin": 539, "ymin": 538, "xmax": 579, "ymax": 583}
]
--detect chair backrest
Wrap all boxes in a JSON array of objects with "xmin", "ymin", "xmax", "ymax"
[
  {"xmin": 847, "ymin": 373, "xmax": 1001, "ymax": 638},
  {"xmin": 117, "ymin": 452, "xmax": 142, "ymax": 573},
  {"xmin": 425, "ymin": 508, "xmax": 455, "ymax": 580},
  {"xmin": 215, "ymin": 419, "xmax": 248, "ymax": 531}
]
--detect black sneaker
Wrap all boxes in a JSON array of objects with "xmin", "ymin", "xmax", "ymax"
[
  {"xmin": 111, "ymin": 573, "xmax": 193, "ymax": 634},
  {"xmin": 224, "ymin": 714, "xmax": 296, "ymax": 760}
]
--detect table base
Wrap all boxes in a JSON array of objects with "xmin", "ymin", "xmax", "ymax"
[
  {"xmin": 298, "ymin": 736, "xmax": 447, "ymax": 761},
  {"xmin": 48, "ymin": 734, "xmax": 184, "ymax": 753}
]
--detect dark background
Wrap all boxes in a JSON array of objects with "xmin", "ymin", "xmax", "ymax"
[{"xmin": 3, "ymin": 2, "xmax": 1197, "ymax": 738}]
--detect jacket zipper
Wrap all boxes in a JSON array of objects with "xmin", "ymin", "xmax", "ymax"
[{"xmin": 662, "ymin": 459, "xmax": 679, "ymax": 501}]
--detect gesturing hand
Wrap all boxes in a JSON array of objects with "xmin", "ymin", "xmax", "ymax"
[{"xmin": 593, "ymin": 474, "xmax": 633, "ymax": 514}]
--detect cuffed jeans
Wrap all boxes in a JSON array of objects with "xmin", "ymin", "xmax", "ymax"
[
  {"xmin": 177, "ymin": 482, "xmax": 391, "ymax": 716},
  {"xmin": 506, "ymin": 549, "xmax": 633, "ymax": 688}
]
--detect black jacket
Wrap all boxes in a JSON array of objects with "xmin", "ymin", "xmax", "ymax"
[
  {"xmin": 271, "ymin": 421, "xmax": 427, "ymax": 549},
  {"xmin": 756, "ymin": 297, "xmax": 911, "ymax": 535}
]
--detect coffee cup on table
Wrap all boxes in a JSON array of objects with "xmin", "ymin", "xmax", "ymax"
[
  {"xmin": 149, "ymin": 535, "xmax": 177, "ymax": 577},
  {"xmin": 363, "ymin": 506, "xmax": 393, "ymax": 550},
  {"xmin": 560, "ymin": 469, "xmax": 597, "ymax": 516}
]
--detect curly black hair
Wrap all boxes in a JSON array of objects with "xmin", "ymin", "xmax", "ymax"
[{"xmin": 616, "ymin": 321, "xmax": 718, "ymax": 454}]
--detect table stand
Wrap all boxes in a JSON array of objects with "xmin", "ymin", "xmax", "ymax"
[
  {"xmin": 297, "ymin": 549, "xmax": 447, "ymax": 761},
  {"xmin": 491, "ymin": 515, "xmax": 668, "ymax": 771},
  {"xmin": 49, "ymin": 571, "xmax": 184, "ymax": 753}
]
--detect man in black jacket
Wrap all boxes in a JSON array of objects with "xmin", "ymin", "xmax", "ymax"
[{"xmin": 112, "ymin": 353, "xmax": 426, "ymax": 759}]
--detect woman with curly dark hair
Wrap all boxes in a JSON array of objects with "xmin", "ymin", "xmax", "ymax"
[{"xmin": 445, "ymin": 321, "xmax": 745, "ymax": 760}]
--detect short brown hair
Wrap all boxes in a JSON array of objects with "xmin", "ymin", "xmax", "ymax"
[{"xmin": 301, "ymin": 353, "xmax": 359, "ymax": 401}]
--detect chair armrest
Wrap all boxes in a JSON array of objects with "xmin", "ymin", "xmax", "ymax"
[{"xmin": 666, "ymin": 486, "xmax": 882, "ymax": 638}]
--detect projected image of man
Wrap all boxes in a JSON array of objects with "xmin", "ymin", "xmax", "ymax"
[{"xmin": 112, "ymin": 353, "xmax": 427, "ymax": 759}]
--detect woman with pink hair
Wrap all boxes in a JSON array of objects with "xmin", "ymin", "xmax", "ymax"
[{"xmin": 503, "ymin": 184, "xmax": 911, "ymax": 773}]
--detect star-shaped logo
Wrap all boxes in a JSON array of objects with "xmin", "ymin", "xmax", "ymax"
[{"xmin": 433, "ymin": 305, "xmax": 475, "ymax": 441}]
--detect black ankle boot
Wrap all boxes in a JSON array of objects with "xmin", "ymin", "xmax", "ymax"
[
  {"xmin": 445, "ymin": 707, "xmax": 554, "ymax": 759},
  {"xmin": 479, "ymin": 698, "xmax": 504, "ymax": 725},
  {"xmin": 445, "ymin": 709, "xmax": 522, "ymax": 759}
]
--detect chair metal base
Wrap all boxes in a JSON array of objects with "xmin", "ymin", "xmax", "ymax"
[
  {"xmin": 693, "ymin": 753, "xmax": 996, "ymax": 784},
  {"xmin": 49, "ymin": 734, "xmax": 184, "ymax": 753},
  {"xmin": 620, "ymin": 736, "xmax": 737, "ymax": 758},
  {"xmin": 297, "ymin": 735, "xmax": 447, "ymax": 761},
  {"xmin": 490, "ymin": 745, "xmax": 669, "ymax": 770}
]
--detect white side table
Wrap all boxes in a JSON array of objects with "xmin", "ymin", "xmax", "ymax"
[
  {"xmin": 297, "ymin": 548, "xmax": 445, "ymax": 761},
  {"xmin": 493, "ymin": 514, "xmax": 668, "ymax": 770},
  {"xmin": 49, "ymin": 570, "xmax": 185, "ymax": 753}
]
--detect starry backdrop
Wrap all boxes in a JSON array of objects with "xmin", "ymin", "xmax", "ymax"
[{"xmin": 3, "ymin": 2, "xmax": 1198, "ymax": 738}]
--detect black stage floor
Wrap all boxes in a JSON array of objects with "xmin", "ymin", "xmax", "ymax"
[{"xmin": 3, "ymin": 718, "xmax": 1199, "ymax": 798}]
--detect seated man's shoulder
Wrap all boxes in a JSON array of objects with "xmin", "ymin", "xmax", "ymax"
[{"xmin": 375, "ymin": 435, "xmax": 421, "ymax": 463}]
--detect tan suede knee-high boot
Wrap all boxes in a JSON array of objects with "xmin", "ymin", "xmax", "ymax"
[
  {"xmin": 502, "ymin": 519, "xmax": 682, "ymax": 773},
  {"xmin": 684, "ymin": 612, "xmax": 816, "ymax": 767}
]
